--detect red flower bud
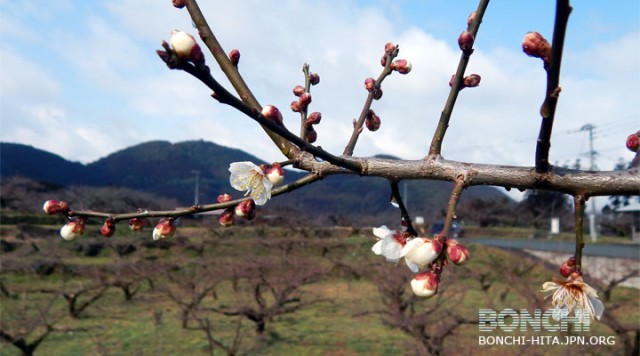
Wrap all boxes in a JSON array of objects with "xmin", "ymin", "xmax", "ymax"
[
  {"xmin": 298, "ymin": 92, "xmax": 312, "ymax": 108},
  {"xmin": 293, "ymin": 85, "xmax": 305, "ymax": 97},
  {"xmin": 129, "ymin": 217, "xmax": 145, "ymax": 231},
  {"xmin": 306, "ymin": 112, "xmax": 322, "ymax": 126},
  {"xmin": 446, "ymin": 239, "xmax": 470, "ymax": 265},
  {"xmin": 458, "ymin": 31, "xmax": 474, "ymax": 54},
  {"xmin": 229, "ymin": 49, "xmax": 240, "ymax": 66},
  {"xmin": 381, "ymin": 54, "xmax": 389, "ymax": 67},
  {"xmin": 43, "ymin": 200, "xmax": 69, "ymax": 215},
  {"xmin": 309, "ymin": 73, "xmax": 320, "ymax": 85},
  {"xmin": 391, "ymin": 59, "xmax": 412, "ymax": 74},
  {"xmin": 217, "ymin": 194, "xmax": 233, "ymax": 203},
  {"xmin": 100, "ymin": 219, "xmax": 116, "ymax": 238},
  {"xmin": 626, "ymin": 132, "xmax": 639, "ymax": 152},
  {"xmin": 261, "ymin": 105, "xmax": 283, "ymax": 125},
  {"xmin": 290, "ymin": 100, "xmax": 302, "ymax": 113},
  {"xmin": 560, "ymin": 257, "xmax": 576, "ymax": 277},
  {"xmin": 364, "ymin": 77, "xmax": 375, "ymax": 92},
  {"xmin": 467, "ymin": 11, "xmax": 476, "ymax": 29},
  {"xmin": 153, "ymin": 219, "xmax": 176, "ymax": 240},
  {"xmin": 235, "ymin": 199, "xmax": 256, "ymax": 219},
  {"xmin": 463, "ymin": 74, "xmax": 481, "ymax": 88},
  {"xmin": 305, "ymin": 126, "xmax": 317, "ymax": 143},
  {"xmin": 411, "ymin": 271, "xmax": 439, "ymax": 297},
  {"xmin": 373, "ymin": 88, "xmax": 383, "ymax": 100},
  {"xmin": 219, "ymin": 209, "xmax": 234, "ymax": 227},
  {"xmin": 266, "ymin": 163, "xmax": 285, "ymax": 186},
  {"xmin": 365, "ymin": 110, "xmax": 381, "ymax": 132},
  {"xmin": 169, "ymin": 30, "xmax": 204, "ymax": 64},
  {"xmin": 384, "ymin": 42, "xmax": 396, "ymax": 54},
  {"xmin": 60, "ymin": 217, "xmax": 86, "ymax": 241},
  {"xmin": 522, "ymin": 31, "xmax": 551, "ymax": 64},
  {"xmin": 172, "ymin": 0, "xmax": 186, "ymax": 8}
]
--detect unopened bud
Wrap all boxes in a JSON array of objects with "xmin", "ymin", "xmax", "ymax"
[
  {"xmin": 463, "ymin": 74, "xmax": 481, "ymax": 88},
  {"xmin": 169, "ymin": 30, "xmax": 204, "ymax": 64},
  {"xmin": 458, "ymin": 31, "xmax": 474, "ymax": 54},
  {"xmin": 261, "ymin": 105, "xmax": 283, "ymax": 125},
  {"xmin": 235, "ymin": 199, "xmax": 256, "ymax": 219},
  {"xmin": 384, "ymin": 42, "xmax": 396, "ymax": 54},
  {"xmin": 560, "ymin": 257, "xmax": 576, "ymax": 277},
  {"xmin": 306, "ymin": 112, "xmax": 322, "ymax": 126},
  {"xmin": 522, "ymin": 31, "xmax": 551, "ymax": 64},
  {"xmin": 266, "ymin": 163, "xmax": 285, "ymax": 186},
  {"xmin": 305, "ymin": 126, "xmax": 318, "ymax": 143},
  {"xmin": 309, "ymin": 73, "xmax": 320, "ymax": 85},
  {"xmin": 381, "ymin": 54, "xmax": 389, "ymax": 67},
  {"xmin": 365, "ymin": 110, "xmax": 381, "ymax": 132},
  {"xmin": 217, "ymin": 194, "xmax": 233, "ymax": 203},
  {"xmin": 60, "ymin": 217, "xmax": 86, "ymax": 241},
  {"xmin": 364, "ymin": 78, "xmax": 375, "ymax": 92},
  {"xmin": 290, "ymin": 100, "xmax": 302, "ymax": 113},
  {"xmin": 129, "ymin": 217, "xmax": 146, "ymax": 231},
  {"xmin": 446, "ymin": 239, "xmax": 470, "ymax": 265},
  {"xmin": 219, "ymin": 209, "xmax": 234, "ymax": 227},
  {"xmin": 373, "ymin": 88, "xmax": 383, "ymax": 100},
  {"xmin": 100, "ymin": 219, "xmax": 116, "ymax": 238},
  {"xmin": 229, "ymin": 49, "xmax": 240, "ymax": 66},
  {"xmin": 152, "ymin": 219, "xmax": 176, "ymax": 240},
  {"xmin": 298, "ymin": 93, "xmax": 312, "ymax": 108},
  {"xmin": 402, "ymin": 237, "xmax": 443, "ymax": 269},
  {"xmin": 172, "ymin": 0, "xmax": 186, "ymax": 8},
  {"xmin": 467, "ymin": 11, "xmax": 476, "ymax": 29},
  {"xmin": 43, "ymin": 200, "xmax": 69, "ymax": 215},
  {"xmin": 410, "ymin": 271, "xmax": 439, "ymax": 298},
  {"xmin": 293, "ymin": 85, "xmax": 305, "ymax": 97},
  {"xmin": 391, "ymin": 59, "xmax": 412, "ymax": 74},
  {"xmin": 626, "ymin": 132, "xmax": 639, "ymax": 152}
]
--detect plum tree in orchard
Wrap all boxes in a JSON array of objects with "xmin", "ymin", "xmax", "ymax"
[{"xmin": 43, "ymin": 0, "xmax": 639, "ymax": 322}]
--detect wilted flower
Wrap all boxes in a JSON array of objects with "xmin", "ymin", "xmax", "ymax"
[
  {"xmin": 371, "ymin": 225, "xmax": 407, "ymax": 263},
  {"xmin": 153, "ymin": 219, "xmax": 176, "ymax": 240},
  {"xmin": 169, "ymin": 30, "xmax": 204, "ymax": 64},
  {"xmin": 229, "ymin": 162, "xmax": 273, "ymax": 206},
  {"xmin": 43, "ymin": 200, "xmax": 69, "ymax": 215},
  {"xmin": 541, "ymin": 273, "xmax": 604, "ymax": 320},
  {"xmin": 401, "ymin": 237, "xmax": 443, "ymax": 272},
  {"xmin": 60, "ymin": 217, "xmax": 87, "ymax": 241},
  {"xmin": 410, "ymin": 271, "xmax": 439, "ymax": 298},
  {"xmin": 446, "ymin": 239, "xmax": 470, "ymax": 265}
]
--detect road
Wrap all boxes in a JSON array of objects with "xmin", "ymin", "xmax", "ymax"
[{"xmin": 469, "ymin": 238, "xmax": 640, "ymax": 260}]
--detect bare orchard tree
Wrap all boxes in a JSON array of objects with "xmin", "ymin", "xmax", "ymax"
[{"xmin": 42, "ymin": 0, "xmax": 638, "ymax": 318}]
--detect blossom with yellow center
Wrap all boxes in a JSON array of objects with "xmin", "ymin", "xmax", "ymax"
[
  {"xmin": 229, "ymin": 162, "xmax": 273, "ymax": 206},
  {"xmin": 541, "ymin": 273, "xmax": 604, "ymax": 320}
]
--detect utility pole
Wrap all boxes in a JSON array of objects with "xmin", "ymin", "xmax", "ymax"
[
  {"xmin": 191, "ymin": 170, "xmax": 201, "ymax": 206},
  {"xmin": 580, "ymin": 124, "xmax": 598, "ymax": 241}
]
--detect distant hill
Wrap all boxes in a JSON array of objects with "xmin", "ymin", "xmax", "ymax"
[{"xmin": 1, "ymin": 140, "xmax": 512, "ymax": 226}]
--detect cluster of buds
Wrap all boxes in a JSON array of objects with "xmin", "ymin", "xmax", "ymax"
[
  {"xmin": 449, "ymin": 74, "xmax": 482, "ymax": 90},
  {"xmin": 626, "ymin": 131, "xmax": 640, "ymax": 152},
  {"xmin": 261, "ymin": 105, "xmax": 284, "ymax": 125},
  {"xmin": 303, "ymin": 112, "xmax": 321, "ymax": 143},
  {"xmin": 217, "ymin": 194, "xmax": 257, "ymax": 227},
  {"xmin": 522, "ymin": 31, "xmax": 551, "ymax": 67},
  {"xmin": 365, "ymin": 110, "xmax": 381, "ymax": 132},
  {"xmin": 168, "ymin": 30, "xmax": 205, "ymax": 65},
  {"xmin": 290, "ymin": 92, "xmax": 312, "ymax": 113}
]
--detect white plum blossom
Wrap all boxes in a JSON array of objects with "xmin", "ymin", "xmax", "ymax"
[
  {"xmin": 229, "ymin": 162, "xmax": 273, "ymax": 206},
  {"xmin": 541, "ymin": 273, "xmax": 605, "ymax": 320},
  {"xmin": 371, "ymin": 226, "xmax": 405, "ymax": 263},
  {"xmin": 401, "ymin": 237, "xmax": 443, "ymax": 273}
]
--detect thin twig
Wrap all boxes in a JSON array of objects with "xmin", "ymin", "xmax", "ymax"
[
  {"xmin": 428, "ymin": 0, "xmax": 490, "ymax": 157},
  {"xmin": 441, "ymin": 177, "xmax": 466, "ymax": 237},
  {"xmin": 534, "ymin": 0, "xmax": 572, "ymax": 172},
  {"xmin": 573, "ymin": 195, "xmax": 585, "ymax": 271},
  {"xmin": 390, "ymin": 181, "xmax": 417, "ymax": 236}
]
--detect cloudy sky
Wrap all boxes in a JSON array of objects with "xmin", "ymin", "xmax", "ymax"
[{"xmin": 1, "ymin": 0, "xmax": 638, "ymax": 175}]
